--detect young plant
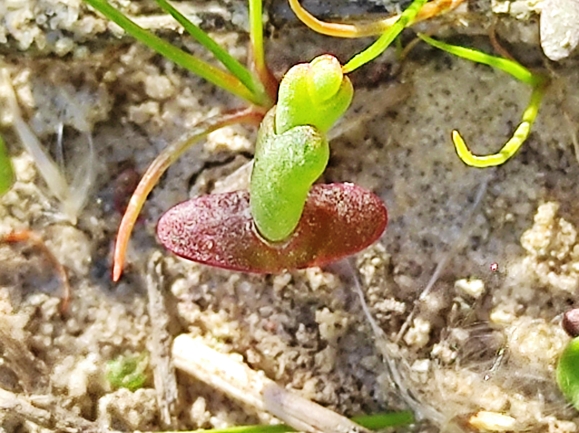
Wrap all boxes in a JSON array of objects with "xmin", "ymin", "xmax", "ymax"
[
  {"xmin": 83, "ymin": 0, "xmax": 449, "ymax": 279},
  {"xmin": 106, "ymin": 353, "xmax": 149, "ymax": 391}
]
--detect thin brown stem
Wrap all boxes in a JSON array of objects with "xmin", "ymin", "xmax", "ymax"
[
  {"xmin": 288, "ymin": 0, "xmax": 465, "ymax": 38},
  {"xmin": 112, "ymin": 107, "xmax": 265, "ymax": 282},
  {"xmin": 1, "ymin": 229, "xmax": 71, "ymax": 313}
]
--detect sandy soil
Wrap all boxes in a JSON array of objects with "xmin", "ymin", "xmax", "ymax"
[{"xmin": 1, "ymin": 0, "xmax": 579, "ymax": 432}]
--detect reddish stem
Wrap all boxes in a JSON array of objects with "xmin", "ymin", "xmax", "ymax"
[
  {"xmin": 112, "ymin": 107, "xmax": 265, "ymax": 282},
  {"xmin": 1, "ymin": 229, "xmax": 71, "ymax": 313}
]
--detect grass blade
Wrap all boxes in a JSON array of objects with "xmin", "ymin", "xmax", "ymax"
[
  {"xmin": 418, "ymin": 34, "xmax": 544, "ymax": 86},
  {"xmin": 248, "ymin": 0, "xmax": 278, "ymax": 101},
  {"xmin": 181, "ymin": 411, "xmax": 414, "ymax": 433},
  {"xmin": 83, "ymin": 0, "xmax": 263, "ymax": 105},
  {"xmin": 153, "ymin": 0, "xmax": 267, "ymax": 103},
  {"xmin": 342, "ymin": 0, "xmax": 427, "ymax": 73}
]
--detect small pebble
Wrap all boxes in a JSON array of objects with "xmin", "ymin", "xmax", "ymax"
[{"xmin": 562, "ymin": 308, "xmax": 579, "ymax": 337}]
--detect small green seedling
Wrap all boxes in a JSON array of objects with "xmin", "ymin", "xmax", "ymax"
[
  {"xmin": 250, "ymin": 55, "xmax": 353, "ymax": 241},
  {"xmin": 83, "ymin": 0, "xmax": 450, "ymax": 277},
  {"xmin": 0, "ymin": 134, "xmax": 14, "ymax": 196},
  {"xmin": 106, "ymin": 353, "xmax": 149, "ymax": 391},
  {"xmin": 85, "ymin": 0, "xmax": 544, "ymax": 277}
]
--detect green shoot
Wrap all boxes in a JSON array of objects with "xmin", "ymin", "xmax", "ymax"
[
  {"xmin": 418, "ymin": 34, "xmax": 544, "ymax": 87},
  {"xmin": 106, "ymin": 353, "xmax": 149, "ymax": 391},
  {"xmin": 249, "ymin": 0, "xmax": 277, "ymax": 100},
  {"xmin": 342, "ymin": 0, "xmax": 428, "ymax": 73},
  {"xmin": 249, "ymin": 0, "xmax": 265, "ymax": 74},
  {"xmin": 418, "ymin": 34, "xmax": 548, "ymax": 167},
  {"xmin": 83, "ymin": 0, "xmax": 269, "ymax": 106},
  {"xmin": 0, "ymin": 134, "xmax": 14, "ymax": 196},
  {"xmin": 153, "ymin": 0, "xmax": 266, "ymax": 102}
]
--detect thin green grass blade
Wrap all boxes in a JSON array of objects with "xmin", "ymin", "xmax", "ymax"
[
  {"xmin": 342, "ymin": 0, "xmax": 427, "ymax": 73},
  {"xmin": 182, "ymin": 411, "xmax": 414, "ymax": 433},
  {"xmin": 83, "ymin": 0, "xmax": 263, "ymax": 105},
  {"xmin": 249, "ymin": 0, "xmax": 266, "ymax": 77},
  {"xmin": 418, "ymin": 34, "xmax": 544, "ymax": 86},
  {"xmin": 153, "ymin": 0, "xmax": 265, "ymax": 100},
  {"xmin": 248, "ymin": 0, "xmax": 278, "ymax": 103},
  {"xmin": 353, "ymin": 411, "xmax": 414, "ymax": 429}
]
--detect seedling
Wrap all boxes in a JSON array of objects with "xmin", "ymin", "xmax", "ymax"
[
  {"xmin": 106, "ymin": 352, "xmax": 149, "ymax": 391},
  {"xmin": 84, "ymin": 0, "xmax": 545, "ymax": 279},
  {"xmin": 83, "ymin": 0, "xmax": 448, "ymax": 279}
]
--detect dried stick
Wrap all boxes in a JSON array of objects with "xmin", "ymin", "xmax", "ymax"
[
  {"xmin": 146, "ymin": 252, "xmax": 178, "ymax": 428},
  {"xmin": 0, "ymin": 388, "xmax": 99, "ymax": 432},
  {"xmin": 172, "ymin": 334, "xmax": 372, "ymax": 433}
]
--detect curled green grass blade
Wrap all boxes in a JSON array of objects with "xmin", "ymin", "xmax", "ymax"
[
  {"xmin": 418, "ymin": 33, "xmax": 545, "ymax": 86},
  {"xmin": 418, "ymin": 34, "xmax": 548, "ymax": 167},
  {"xmin": 342, "ymin": 0, "xmax": 427, "ymax": 73},
  {"xmin": 83, "ymin": 0, "xmax": 263, "ymax": 105},
  {"xmin": 153, "ymin": 0, "xmax": 268, "ymax": 104},
  {"xmin": 452, "ymin": 84, "xmax": 545, "ymax": 167}
]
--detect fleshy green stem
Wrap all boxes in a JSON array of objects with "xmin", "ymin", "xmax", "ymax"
[{"xmin": 250, "ymin": 56, "xmax": 353, "ymax": 242}]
